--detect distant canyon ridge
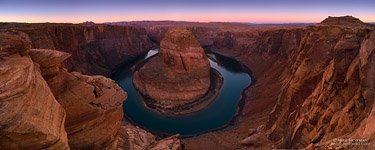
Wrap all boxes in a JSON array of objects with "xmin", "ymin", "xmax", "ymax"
[{"xmin": 0, "ymin": 16, "xmax": 374, "ymax": 149}]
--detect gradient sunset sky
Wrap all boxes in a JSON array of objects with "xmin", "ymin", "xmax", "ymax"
[{"xmin": 1, "ymin": 0, "xmax": 374, "ymax": 23}]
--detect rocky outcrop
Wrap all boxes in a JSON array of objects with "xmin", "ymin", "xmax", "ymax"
[
  {"xmin": 264, "ymin": 19, "xmax": 374, "ymax": 148},
  {"xmin": 6, "ymin": 24, "xmax": 155, "ymax": 76},
  {"xmin": 117, "ymin": 125, "xmax": 182, "ymax": 150},
  {"xmin": 183, "ymin": 16, "xmax": 374, "ymax": 149},
  {"xmin": 133, "ymin": 28, "xmax": 210, "ymax": 102},
  {"xmin": 0, "ymin": 30, "xmax": 69, "ymax": 149},
  {"xmin": 132, "ymin": 28, "xmax": 221, "ymax": 114},
  {"xmin": 349, "ymin": 30, "xmax": 375, "ymax": 143},
  {"xmin": 1, "ymin": 16, "xmax": 374, "ymax": 149},
  {"xmin": 28, "ymin": 49, "xmax": 127, "ymax": 149},
  {"xmin": 320, "ymin": 16, "xmax": 370, "ymax": 27}
]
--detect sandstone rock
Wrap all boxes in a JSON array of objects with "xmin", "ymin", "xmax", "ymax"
[
  {"xmin": 0, "ymin": 30, "xmax": 31, "ymax": 57},
  {"xmin": 28, "ymin": 49, "xmax": 71, "ymax": 68},
  {"xmin": 28, "ymin": 48, "xmax": 128, "ymax": 149},
  {"xmin": 351, "ymin": 31, "xmax": 375, "ymax": 141},
  {"xmin": 320, "ymin": 16, "xmax": 369, "ymax": 27},
  {"xmin": 0, "ymin": 54, "xmax": 69, "ymax": 149},
  {"xmin": 241, "ymin": 133, "xmax": 261, "ymax": 146},
  {"xmin": 159, "ymin": 28, "xmax": 210, "ymax": 74},
  {"xmin": 118, "ymin": 125, "xmax": 156, "ymax": 150},
  {"xmin": 133, "ymin": 28, "xmax": 211, "ymax": 102},
  {"xmin": 0, "ymin": 30, "xmax": 69, "ymax": 149},
  {"xmin": 150, "ymin": 135, "xmax": 181, "ymax": 150},
  {"xmin": 44, "ymin": 68, "xmax": 127, "ymax": 149},
  {"xmin": 117, "ymin": 125, "xmax": 181, "ymax": 150},
  {"xmin": 15, "ymin": 24, "xmax": 154, "ymax": 76},
  {"xmin": 264, "ymin": 17, "xmax": 374, "ymax": 148}
]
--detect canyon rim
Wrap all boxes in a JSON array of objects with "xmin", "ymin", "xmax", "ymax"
[{"xmin": 0, "ymin": 1, "xmax": 374, "ymax": 149}]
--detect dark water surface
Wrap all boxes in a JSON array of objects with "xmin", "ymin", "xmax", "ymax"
[{"xmin": 111, "ymin": 50, "xmax": 251, "ymax": 137}]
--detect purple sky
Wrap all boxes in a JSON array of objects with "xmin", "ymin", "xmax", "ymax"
[{"xmin": 1, "ymin": 0, "xmax": 374, "ymax": 23}]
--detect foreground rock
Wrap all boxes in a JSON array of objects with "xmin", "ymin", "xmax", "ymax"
[
  {"xmin": 29, "ymin": 49, "xmax": 127, "ymax": 149},
  {"xmin": 0, "ymin": 30, "xmax": 69, "ymax": 149},
  {"xmin": 117, "ymin": 125, "xmax": 182, "ymax": 150}
]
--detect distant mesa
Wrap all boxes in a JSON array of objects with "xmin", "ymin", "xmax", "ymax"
[
  {"xmin": 80, "ymin": 21, "xmax": 95, "ymax": 25},
  {"xmin": 319, "ymin": 15, "xmax": 368, "ymax": 27},
  {"xmin": 133, "ymin": 28, "xmax": 223, "ymax": 114}
]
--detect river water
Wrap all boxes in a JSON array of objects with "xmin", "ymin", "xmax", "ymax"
[{"xmin": 111, "ymin": 50, "xmax": 251, "ymax": 137}]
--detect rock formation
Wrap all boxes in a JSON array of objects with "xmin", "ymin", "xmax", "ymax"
[
  {"xmin": 28, "ymin": 49, "xmax": 127, "ymax": 149},
  {"xmin": 1, "ymin": 16, "xmax": 374, "ymax": 149},
  {"xmin": 133, "ymin": 28, "xmax": 211, "ymax": 105},
  {"xmin": 117, "ymin": 125, "xmax": 182, "ymax": 150},
  {"xmin": 320, "ymin": 15, "xmax": 371, "ymax": 27},
  {"xmin": 166, "ymin": 16, "xmax": 374, "ymax": 149},
  {"xmin": 0, "ymin": 23, "xmax": 155, "ymax": 76},
  {"xmin": 1, "ymin": 29, "xmax": 128, "ymax": 149},
  {"xmin": 0, "ymin": 30, "xmax": 69, "ymax": 149}
]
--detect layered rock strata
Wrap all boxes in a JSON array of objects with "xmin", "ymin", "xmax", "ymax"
[
  {"xmin": 117, "ymin": 125, "xmax": 182, "ymax": 150},
  {"xmin": 0, "ymin": 23, "xmax": 155, "ymax": 76},
  {"xmin": 133, "ymin": 28, "xmax": 219, "ymax": 114},
  {"xmin": 28, "ymin": 49, "xmax": 127, "ymax": 149},
  {"xmin": 180, "ymin": 16, "xmax": 375, "ymax": 149},
  {"xmin": 0, "ymin": 30, "xmax": 69, "ymax": 149},
  {"xmin": 1, "ymin": 16, "xmax": 374, "ymax": 149}
]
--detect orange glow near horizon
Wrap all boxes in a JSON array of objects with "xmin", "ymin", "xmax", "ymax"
[{"xmin": 1, "ymin": 13, "xmax": 374, "ymax": 24}]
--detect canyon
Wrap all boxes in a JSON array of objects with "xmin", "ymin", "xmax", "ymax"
[
  {"xmin": 132, "ymin": 28, "xmax": 223, "ymax": 114},
  {"xmin": 0, "ymin": 16, "xmax": 374, "ymax": 149}
]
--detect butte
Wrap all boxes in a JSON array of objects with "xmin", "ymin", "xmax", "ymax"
[{"xmin": 133, "ymin": 28, "xmax": 223, "ymax": 115}]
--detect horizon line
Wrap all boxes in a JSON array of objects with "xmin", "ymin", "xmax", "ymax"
[{"xmin": 2, "ymin": 20, "xmax": 375, "ymax": 25}]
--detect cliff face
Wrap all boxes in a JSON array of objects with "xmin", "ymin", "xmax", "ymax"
[
  {"xmin": 0, "ymin": 29, "xmax": 128, "ymax": 149},
  {"xmin": 0, "ymin": 30, "xmax": 69, "ymax": 149},
  {"xmin": 266, "ymin": 24, "xmax": 373, "ymax": 148},
  {"xmin": 28, "ymin": 49, "xmax": 127, "ymax": 149},
  {"xmin": 1, "ymin": 17, "xmax": 374, "ymax": 149},
  {"xmin": 196, "ymin": 17, "xmax": 374, "ymax": 149},
  {"xmin": 10, "ymin": 24, "xmax": 155, "ymax": 76}
]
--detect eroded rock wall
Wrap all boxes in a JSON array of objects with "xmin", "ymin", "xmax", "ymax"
[
  {"xmin": 203, "ymin": 18, "xmax": 374, "ymax": 148},
  {"xmin": 29, "ymin": 49, "xmax": 127, "ymax": 149},
  {"xmin": 0, "ymin": 30, "xmax": 69, "ymax": 149},
  {"xmin": 10, "ymin": 24, "xmax": 155, "ymax": 76}
]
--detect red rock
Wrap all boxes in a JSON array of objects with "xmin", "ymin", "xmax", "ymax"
[
  {"xmin": 28, "ymin": 47, "xmax": 127, "ymax": 148},
  {"xmin": 28, "ymin": 49, "xmax": 71, "ymax": 68},
  {"xmin": 13, "ymin": 24, "xmax": 154, "ymax": 76},
  {"xmin": 0, "ymin": 31, "xmax": 69, "ymax": 149},
  {"xmin": 117, "ymin": 125, "xmax": 181, "ymax": 150},
  {"xmin": 133, "ymin": 28, "xmax": 211, "ymax": 102},
  {"xmin": 44, "ymin": 67, "xmax": 127, "ymax": 149}
]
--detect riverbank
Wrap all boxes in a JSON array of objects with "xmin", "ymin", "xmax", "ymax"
[
  {"xmin": 116, "ymin": 51, "xmax": 251, "ymax": 139},
  {"xmin": 133, "ymin": 54, "xmax": 224, "ymax": 115},
  {"xmin": 183, "ymin": 50, "xmax": 277, "ymax": 149}
]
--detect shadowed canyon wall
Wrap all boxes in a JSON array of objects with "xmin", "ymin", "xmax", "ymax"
[
  {"xmin": 1, "ymin": 24, "xmax": 155, "ymax": 76},
  {"xmin": 139, "ymin": 17, "xmax": 374, "ymax": 149}
]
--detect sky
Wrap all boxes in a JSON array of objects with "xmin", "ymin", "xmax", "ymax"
[{"xmin": 0, "ymin": 0, "xmax": 374, "ymax": 23}]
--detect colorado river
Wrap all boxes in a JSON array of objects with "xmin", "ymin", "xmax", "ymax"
[{"xmin": 111, "ymin": 50, "xmax": 251, "ymax": 137}]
